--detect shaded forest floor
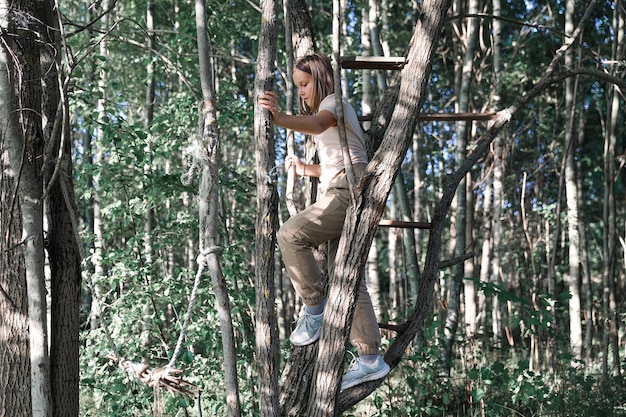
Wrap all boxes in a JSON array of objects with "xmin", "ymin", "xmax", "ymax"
[{"xmin": 346, "ymin": 344, "xmax": 626, "ymax": 417}]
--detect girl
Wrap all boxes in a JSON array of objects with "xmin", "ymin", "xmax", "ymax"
[{"xmin": 259, "ymin": 53, "xmax": 390, "ymax": 390}]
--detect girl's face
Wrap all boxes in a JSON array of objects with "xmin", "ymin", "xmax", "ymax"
[{"xmin": 293, "ymin": 68, "xmax": 315, "ymax": 108}]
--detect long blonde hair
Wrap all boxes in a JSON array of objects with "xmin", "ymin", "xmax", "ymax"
[{"xmin": 294, "ymin": 53, "xmax": 334, "ymax": 115}]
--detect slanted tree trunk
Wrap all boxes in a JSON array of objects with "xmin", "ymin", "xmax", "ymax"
[{"xmin": 311, "ymin": 1, "xmax": 454, "ymax": 414}]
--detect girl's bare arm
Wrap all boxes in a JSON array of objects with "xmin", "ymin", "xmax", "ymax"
[{"xmin": 259, "ymin": 91, "xmax": 336, "ymax": 135}]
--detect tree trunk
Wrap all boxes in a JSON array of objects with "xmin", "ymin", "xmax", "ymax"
[
  {"xmin": 607, "ymin": 0, "xmax": 623, "ymax": 377},
  {"xmin": 394, "ymin": 171, "xmax": 420, "ymax": 302},
  {"xmin": 388, "ymin": 194, "xmax": 401, "ymax": 313},
  {"xmin": 278, "ymin": 4, "xmax": 322, "ymax": 415},
  {"xmin": 140, "ymin": 0, "xmax": 157, "ymax": 350},
  {"xmin": 195, "ymin": 0, "xmax": 242, "ymax": 415},
  {"xmin": 311, "ymin": 1, "xmax": 454, "ymax": 414},
  {"xmin": 287, "ymin": 0, "xmax": 316, "ymax": 58},
  {"xmin": 2, "ymin": 1, "xmax": 52, "ymax": 415},
  {"xmin": 601, "ymin": 0, "xmax": 623, "ymax": 378},
  {"xmin": 38, "ymin": 0, "xmax": 82, "ymax": 415},
  {"xmin": 283, "ymin": 0, "xmax": 298, "ymax": 217},
  {"xmin": 0, "ymin": 21, "xmax": 33, "ymax": 415},
  {"xmin": 253, "ymin": 0, "xmax": 280, "ymax": 416},
  {"xmin": 577, "ymin": 114, "xmax": 593, "ymax": 369},
  {"xmin": 442, "ymin": 0, "xmax": 478, "ymax": 371},
  {"xmin": 563, "ymin": 0, "xmax": 583, "ymax": 361},
  {"xmin": 366, "ymin": 243, "xmax": 383, "ymax": 320},
  {"xmin": 476, "ymin": 165, "xmax": 492, "ymax": 340},
  {"xmin": 287, "ymin": 0, "xmax": 317, "ymax": 208}
]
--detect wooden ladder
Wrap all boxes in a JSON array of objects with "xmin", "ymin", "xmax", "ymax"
[{"xmin": 340, "ymin": 55, "xmax": 496, "ymax": 230}]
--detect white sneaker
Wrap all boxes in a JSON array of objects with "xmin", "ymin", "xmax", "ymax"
[
  {"xmin": 341, "ymin": 354, "xmax": 390, "ymax": 391},
  {"xmin": 289, "ymin": 306, "xmax": 323, "ymax": 346}
]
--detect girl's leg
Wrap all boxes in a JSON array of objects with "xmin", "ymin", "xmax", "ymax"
[
  {"xmin": 327, "ymin": 237, "xmax": 382, "ymax": 356},
  {"xmin": 277, "ymin": 185, "xmax": 349, "ymax": 306}
]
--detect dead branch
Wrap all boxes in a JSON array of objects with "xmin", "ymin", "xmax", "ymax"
[{"xmin": 107, "ymin": 354, "xmax": 199, "ymax": 396}]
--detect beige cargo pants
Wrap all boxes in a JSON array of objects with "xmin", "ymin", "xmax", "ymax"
[{"xmin": 277, "ymin": 164, "xmax": 381, "ymax": 355}]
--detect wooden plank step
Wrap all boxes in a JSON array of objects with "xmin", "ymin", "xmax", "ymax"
[
  {"xmin": 359, "ymin": 112, "xmax": 498, "ymax": 122},
  {"xmin": 340, "ymin": 56, "xmax": 407, "ymax": 70},
  {"xmin": 379, "ymin": 220, "xmax": 431, "ymax": 229}
]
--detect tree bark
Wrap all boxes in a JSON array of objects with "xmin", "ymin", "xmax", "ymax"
[
  {"xmin": 287, "ymin": 0, "xmax": 316, "ymax": 58},
  {"xmin": 1, "ymin": 1, "xmax": 52, "ymax": 415},
  {"xmin": 564, "ymin": 0, "xmax": 583, "ymax": 361},
  {"xmin": 394, "ymin": 171, "xmax": 420, "ymax": 302},
  {"xmin": 195, "ymin": 0, "xmax": 242, "ymax": 415},
  {"xmin": 0, "ymin": 17, "xmax": 33, "ymax": 415},
  {"xmin": 442, "ymin": 0, "xmax": 479, "ymax": 371},
  {"xmin": 140, "ymin": 0, "xmax": 157, "ymax": 351},
  {"xmin": 311, "ymin": 1, "xmax": 454, "ymax": 414},
  {"xmin": 253, "ymin": 0, "xmax": 280, "ymax": 416},
  {"xmin": 38, "ymin": 0, "xmax": 82, "ymax": 415},
  {"xmin": 601, "ymin": 0, "xmax": 623, "ymax": 378}
]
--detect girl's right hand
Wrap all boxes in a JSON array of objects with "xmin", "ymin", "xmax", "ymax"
[{"xmin": 259, "ymin": 91, "xmax": 279, "ymax": 117}]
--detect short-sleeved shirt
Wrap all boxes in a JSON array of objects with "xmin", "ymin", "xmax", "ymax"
[{"xmin": 315, "ymin": 94, "xmax": 368, "ymax": 189}]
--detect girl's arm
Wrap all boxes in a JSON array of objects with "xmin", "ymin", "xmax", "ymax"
[
  {"xmin": 285, "ymin": 154, "xmax": 321, "ymax": 178},
  {"xmin": 259, "ymin": 91, "xmax": 336, "ymax": 135}
]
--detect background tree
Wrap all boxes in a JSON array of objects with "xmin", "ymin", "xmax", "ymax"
[
  {"xmin": 253, "ymin": 0, "xmax": 280, "ymax": 416},
  {"xmin": 0, "ymin": 5, "xmax": 33, "ymax": 413},
  {"xmin": 1, "ymin": 0, "xmax": 81, "ymax": 416}
]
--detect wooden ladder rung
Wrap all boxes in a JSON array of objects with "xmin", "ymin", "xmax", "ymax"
[
  {"xmin": 340, "ymin": 56, "xmax": 407, "ymax": 70},
  {"xmin": 359, "ymin": 112, "xmax": 498, "ymax": 122},
  {"xmin": 379, "ymin": 220, "xmax": 431, "ymax": 229}
]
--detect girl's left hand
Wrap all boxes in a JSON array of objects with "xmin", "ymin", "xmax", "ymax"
[{"xmin": 285, "ymin": 154, "xmax": 304, "ymax": 176}]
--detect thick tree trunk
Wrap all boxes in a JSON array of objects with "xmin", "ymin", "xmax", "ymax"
[
  {"xmin": 0, "ymin": 26, "xmax": 33, "ymax": 417},
  {"xmin": 253, "ymin": 0, "xmax": 280, "ymax": 416},
  {"xmin": 287, "ymin": 0, "xmax": 315, "ymax": 58},
  {"xmin": 2, "ymin": 1, "xmax": 51, "ymax": 415},
  {"xmin": 312, "ymin": 1, "xmax": 454, "ymax": 414},
  {"xmin": 38, "ymin": 0, "xmax": 82, "ymax": 415}
]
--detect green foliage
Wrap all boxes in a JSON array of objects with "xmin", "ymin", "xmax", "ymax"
[
  {"xmin": 57, "ymin": 0, "xmax": 626, "ymax": 415},
  {"xmin": 349, "ymin": 326, "xmax": 626, "ymax": 417}
]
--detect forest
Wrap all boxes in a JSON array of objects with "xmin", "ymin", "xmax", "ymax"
[{"xmin": 1, "ymin": 0, "xmax": 625, "ymax": 416}]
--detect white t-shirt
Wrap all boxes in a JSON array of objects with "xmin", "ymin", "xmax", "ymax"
[{"xmin": 315, "ymin": 94, "xmax": 368, "ymax": 188}]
